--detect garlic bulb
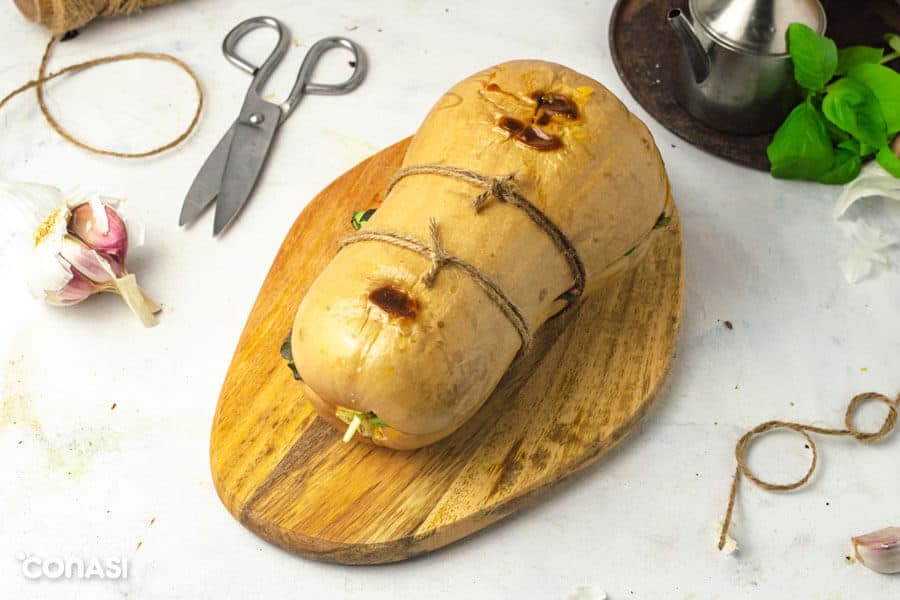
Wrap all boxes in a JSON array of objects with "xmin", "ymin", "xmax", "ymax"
[
  {"xmin": 2, "ymin": 180, "xmax": 160, "ymax": 326},
  {"xmin": 852, "ymin": 527, "xmax": 900, "ymax": 574}
]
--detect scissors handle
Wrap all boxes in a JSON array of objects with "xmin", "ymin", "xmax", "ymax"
[
  {"xmin": 222, "ymin": 16, "xmax": 290, "ymax": 97},
  {"xmin": 282, "ymin": 37, "xmax": 367, "ymax": 120}
]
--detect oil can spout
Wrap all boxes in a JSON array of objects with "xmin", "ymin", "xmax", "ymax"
[{"xmin": 667, "ymin": 8, "xmax": 711, "ymax": 84}]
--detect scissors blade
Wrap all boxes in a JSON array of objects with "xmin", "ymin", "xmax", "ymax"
[
  {"xmin": 213, "ymin": 102, "xmax": 282, "ymax": 236},
  {"xmin": 179, "ymin": 125, "xmax": 235, "ymax": 227}
]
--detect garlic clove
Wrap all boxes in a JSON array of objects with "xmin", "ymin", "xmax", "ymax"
[
  {"xmin": 58, "ymin": 235, "xmax": 123, "ymax": 282},
  {"xmin": 45, "ymin": 267, "xmax": 100, "ymax": 306},
  {"xmin": 68, "ymin": 202, "xmax": 129, "ymax": 261},
  {"xmin": 852, "ymin": 527, "xmax": 900, "ymax": 574}
]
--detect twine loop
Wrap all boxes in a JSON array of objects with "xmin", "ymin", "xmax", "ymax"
[
  {"xmin": 718, "ymin": 391, "xmax": 899, "ymax": 551},
  {"xmin": 0, "ymin": 36, "xmax": 202, "ymax": 158}
]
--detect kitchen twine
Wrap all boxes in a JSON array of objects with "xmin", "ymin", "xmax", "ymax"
[
  {"xmin": 341, "ymin": 164, "xmax": 593, "ymax": 353},
  {"xmin": 0, "ymin": 35, "xmax": 202, "ymax": 158},
  {"xmin": 342, "ymin": 218, "xmax": 534, "ymax": 351},
  {"xmin": 15, "ymin": 0, "xmax": 177, "ymax": 34},
  {"xmin": 718, "ymin": 391, "xmax": 899, "ymax": 551}
]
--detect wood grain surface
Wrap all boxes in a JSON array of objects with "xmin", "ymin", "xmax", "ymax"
[{"xmin": 209, "ymin": 137, "xmax": 685, "ymax": 564}]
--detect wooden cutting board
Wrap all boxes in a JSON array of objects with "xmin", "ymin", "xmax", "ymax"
[{"xmin": 210, "ymin": 137, "xmax": 684, "ymax": 564}]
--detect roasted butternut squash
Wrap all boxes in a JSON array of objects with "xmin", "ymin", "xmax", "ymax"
[{"xmin": 290, "ymin": 60, "xmax": 670, "ymax": 449}]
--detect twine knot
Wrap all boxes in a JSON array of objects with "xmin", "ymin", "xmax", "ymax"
[
  {"xmin": 385, "ymin": 163, "xmax": 587, "ymax": 299},
  {"xmin": 422, "ymin": 219, "xmax": 450, "ymax": 287},
  {"xmin": 473, "ymin": 174, "xmax": 517, "ymax": 212}
]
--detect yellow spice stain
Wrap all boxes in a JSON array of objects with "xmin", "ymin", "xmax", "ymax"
[
  {"xmin": 2, "ymin": 357, "xmax": 119, "ymax": 479},
  {"xmin": 860, "ymin": 367, "xmax": 868, "ymax": 372}
]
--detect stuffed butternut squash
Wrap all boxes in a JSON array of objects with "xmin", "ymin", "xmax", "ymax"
[{"xmin": 289, "ymin": 60, "xmax": 671, "ymax": 449}]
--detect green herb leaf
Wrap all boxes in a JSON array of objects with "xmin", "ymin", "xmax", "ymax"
[
  {"xmin": 824, "ymin": 115, "xmax": 851, "ymax": 143},
  {"xmin": 653, "ymin": 213, "xmax": 671, "ymax": 229},
  {"xmin": 816, "ymin": 140, "xmax": 862, "ymax": 184},
  {"xmin": 846, "ymin": 63, "xmax": 900, "ymax": 135},
  {"xmin": 280, "ymin": 332, "xmax": 302, "ymax": 381},
  {"xmin": 788, "ymin": 23, "xmax": 838, "ymax": 91},
  {"xmin": 822, "ymin": 77, "xmax": 887, "ymax": 149},
  {"xmin": 876, "ymin": 145, "xmax": 900, "ymax": 177},
  {"xmin": 767, "ymin": 99, "xmax": 834, "ymax": 179},
  {"xmin": 351, "ymin": 208, "xmax": 377, "ymax": 230},
  {"xmin": 886, "ymin": 33, "xmax": 900, "ymax": 55},
  {"xmin": 836, "ymin": 46, "xmax": 884, "ymax": 75}
]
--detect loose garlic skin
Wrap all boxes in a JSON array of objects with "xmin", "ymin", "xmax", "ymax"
[{"xmin": 853, "ymin": 527, "xmax": 900, "ymax": 574}]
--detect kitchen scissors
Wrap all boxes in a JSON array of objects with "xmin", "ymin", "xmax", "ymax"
[{"xmin": 180, "ymin": 16, "xmax": 367, "ymax": 235}]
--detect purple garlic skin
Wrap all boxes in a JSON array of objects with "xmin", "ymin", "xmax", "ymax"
[
  {"xmin": 48, "ymin": 268, "xmax": 98, "ymax": 305},
  {"xmin": 853, "ymin": 527, "xmax": 900, "ymax": 574},
  {"xmin": 69, "ymin": 203, "xmax": 129, "ymax": 267}
]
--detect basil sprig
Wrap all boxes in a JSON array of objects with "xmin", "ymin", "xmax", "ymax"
[{"xmin": 767, "ymin": 26, "xmax": 900, "ymax": 184}]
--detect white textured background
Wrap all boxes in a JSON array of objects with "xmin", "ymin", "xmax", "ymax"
[{"xmin": 1, "ymin": 1, "xmax": 898, "ymax": 598}]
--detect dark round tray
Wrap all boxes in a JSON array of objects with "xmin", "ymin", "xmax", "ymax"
[{"xmin": 609, "ymin": 0, "xmax": 900, "ymax": 171}]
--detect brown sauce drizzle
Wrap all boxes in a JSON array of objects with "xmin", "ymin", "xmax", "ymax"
[
  {"xmin": 369, "ymin": 285, "xmax": 418, "ymax": 319},
  {"xmin": 517, "ymin": 125, "xmax": 564, "ymax": 151},
  {"xmin": 491, "ymin": 87, "xmax": 579, "ymax": 152},
  {"xmin": 532, "ymin": 92, "xmax": 579, "ymax": 119},
  {"xmin": 498, "ymin": 116, "xmax": 525, "ymax": 135},
  {"xmin": 498, "ymin": 116, "xmax": 564, "ymax": 152}
]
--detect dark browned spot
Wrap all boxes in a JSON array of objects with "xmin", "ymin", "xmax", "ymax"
[
  {"xmin": 532, "ymin": 92, "xmax": 579, "ymax": 119},
  {"xmin": 723, "ymin": 320, "xmax": 733, "ymax": 330},
  {"xmin": 369, "ymin": 285, "xmax": 418, "ymax": 319},
  {"xmin": 498, "ymin": 117, "xmax": 563, "ymax": 151},
  {"xmin": 437, "ymin": 320, "xmax": 445, "ymax": 328},
  {"xmin": 498, "ymin": 116, "xmax": 526, "ymax": 135},
  {"xmin": 518, "ymin": 125, "xmax": 563, "ymax": 151}
]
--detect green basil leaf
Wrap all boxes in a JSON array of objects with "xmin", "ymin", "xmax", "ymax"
[
  {"xmin": 822, "ymin": 77, "xmax": 887, "ymax": 149},
  {"xmin": 824, "ymin": 114, "xmax": 851, "ymax": 143},
  {"xmin": 788, "ymin": 23, "xmax": 838, "ymax": 91},
  {"xmin": 876, "ymin": 145, "xmax": 900, "ymax": 177},
  {"xmin": 836, "ymin": 46, "xmax": 884, "ymax": 75},
  {"xmin": 886, "ymin": 33, "xmax": 900, "ymax": 55},
  {"xmin": 815, "ymin": 142, "xmax": 862, "ymax": 184},
  {"xmin": 767, "ymin": 99, "xmax": 835, "ymax": 179},
  {"xmin": 847, "ymin": 63, "xmax": 900, "ymax": 135},
  {"xmin": 837, "ymin": 138, "xmax": 861, "ymax": 153}
]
